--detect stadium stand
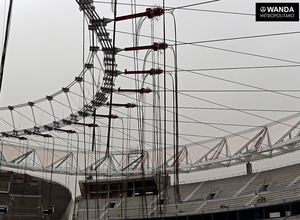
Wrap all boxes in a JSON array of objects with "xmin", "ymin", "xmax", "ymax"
[
  {"xmin": 0, "ymin": 170, "xmax": 72, "ymax": 220},
  {"xmin": 75, "ymin": 162, "xmax": 300, "ymax": 219}
]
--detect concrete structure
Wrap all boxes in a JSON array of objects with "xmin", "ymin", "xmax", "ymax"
[{"xmin": 0, "ymin": 170, "xmax": 72, "ymax": 220}]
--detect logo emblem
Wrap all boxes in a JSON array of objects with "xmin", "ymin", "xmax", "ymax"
[{"xmin": 260, "ymin": 6, "xmax": 266, "ymax": 12}]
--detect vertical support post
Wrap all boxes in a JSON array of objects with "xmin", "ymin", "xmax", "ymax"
[
  {"xmin": 8, "ymin": 106, "xmax": 16, "ymax": 132},
  {"xmin": 108, "ymin": 182, "xmax": 110, "ymax": 199},
  {"xmin": 226, "ymin": 207, "xmax": 229, "ymax": 220},
  {"xmin": 133, "ymin": 181, "xmax": 135, "ymax": 197},
  {"xmin": 8, "ymin": 173, "xmax": 14, "ymax": 214},
  {"xmin": 33, "ymin": 149, "xmax": 36, "ymax": 166},
  {"xmin": 254, "ymin": 204, "xmax": 258, "ymax": 220},
  {"xmin": 246, "ymin": 162, "xmax": 252, "ymax": 174},
  {"xmin": 38, "ymin": 180, "xmax": 42, "ymax": 214},
  {"xmin": 284, "ymin": 199, "xmax": 287, "ymax": 217}
]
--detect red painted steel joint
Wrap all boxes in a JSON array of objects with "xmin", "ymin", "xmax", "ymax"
[
  {"xmin": 140, "ymin": 88, "xmax": 152, "ymax": 94},
  {"xmin": 153, "ymin": 42, "xmax": 168, "ymax": 51},
  {"xmin": 146, "ymin": 7, "xmax": 164, "ymax": 18},
  {"xmin": 149, "ymin": 68, "xmax": 163, "ymax": 75}
]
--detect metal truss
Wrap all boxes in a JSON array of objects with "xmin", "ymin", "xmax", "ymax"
[{"xmin": 0, "ymin": 113, "xmax": 300, "ymax": 176}]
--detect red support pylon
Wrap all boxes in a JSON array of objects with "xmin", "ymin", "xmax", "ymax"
[
  {"xmin": 107, "ymin": 102, "xmax": 137, "ymax": 108},
  {"xmin": 124, "ymin": 42, "xmax": 168, "ymax": 52},
  {"xmin": 74, "ymin": 122, "xmax": 98, "ymax": 128},
  {"xmin": 33, "ymin": 133, "xmax": 52, "ymax": 138},
  {"xmin": 92, "ymin": 114, "xmax": 119, "ymax": 119},
  {"xmin": 115, "ymin": 7, "xmax": 164, "ymax": 21},
  {"xmin": 10, "ymin": 135, "xmax": 27, "ymax": 140},
  {"xmin": 54, "ymin": 128, "xmax": 76, "ymax": 134},
  {"xmin": 125, "ymin": 68, "xmax": 163, "ymax": 75},
  {"xmin": 117, "ymin": 88, "xmax": 152, "ymax": 94}
]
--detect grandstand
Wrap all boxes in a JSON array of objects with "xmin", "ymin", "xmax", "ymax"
[
  {"xmin": 0, "ymin": 170, "xmax": 72, "ymax": 220},
  {"xmin": 75, "ymin": 162, "xmax": 300, "ymax": 219}
]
